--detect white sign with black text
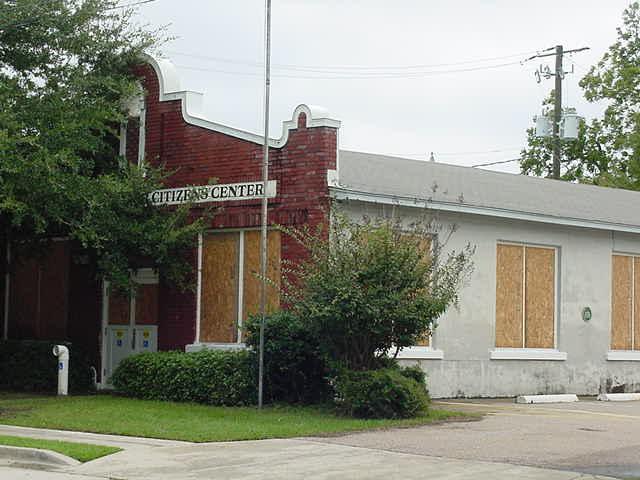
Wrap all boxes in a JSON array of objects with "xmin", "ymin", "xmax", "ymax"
[{"xmin": 149, "ymin": 180, "xmax": 277, "ymax": 206}]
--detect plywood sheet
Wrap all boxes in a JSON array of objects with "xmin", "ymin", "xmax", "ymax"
[
  {"xmin": 108, "ymin": 290, "xmax": 130, "ymax": 325},
  {"xmin": 201, "ymin": 232, "xmax": 239, "ymax": 343},
  {"xmin": 135, "ymin": 284, "xmax": 158, "ymax": 325},
  {"xmin": 611, "ymin": 254, "xmax": 633, "ymax": 350},
  {"xmin": 242, "ymin": 230, "xmax": 281, "ymax": 338},
  {"xmin": 524, "ymin": 246, "xmax": 555, "ymax": 349},
  {"xmin": 495, "ymin": 244, "xmax": 524, "ymax": 348}
]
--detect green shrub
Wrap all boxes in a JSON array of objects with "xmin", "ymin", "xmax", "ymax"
[
  {"xmin": 398, "ymin": 364, "xmax": 427, "ymax": 389},
  {"xmin": 333, "ymin": 368, "xmax": 430, "ymax": 419},
  {"xmin": 244, "ymin": 311, "xmax": 330, "ymax": 404},
  {"xmin": 0, "ymin": 340, "xmax": 94, "ymax": 393},
  {"xmin": 110, "ymin": 349, "xmax": 256, "ymax": 406}
]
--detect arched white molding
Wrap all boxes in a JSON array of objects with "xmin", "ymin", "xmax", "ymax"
[{"xmin": 141, "ymin": 54, "xmax": 341, "ymax": 148}]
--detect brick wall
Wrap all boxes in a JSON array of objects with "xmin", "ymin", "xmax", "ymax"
[{"xmin": 133, "ymin": 63, "xmax": 338, "ymax": 351}]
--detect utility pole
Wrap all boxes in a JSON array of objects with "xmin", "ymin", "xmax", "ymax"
[
  {"xmin": 258, "ymin": 0, "xmax": 272, "ymax": 410},
  {"xmin": 552, "ymin": 45, "xmax": 563, "ymax": 179},
  {"xmin": 527, "ymin": 45, "xmax": 589, "ymax": 179}
]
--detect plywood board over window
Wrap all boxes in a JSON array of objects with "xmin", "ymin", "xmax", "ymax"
[
  {"xmin": 402, "ymin": 233, "xmax": 432, "ymax": 347},
  {"xmin": 495, "ymin": 244, "xmax": 524, "ymax": 348},
  {"xmin": 242, "ymin": 230, "xmax": 281, "ymax": 328},
  {"xmin": 495, "ymin": 243, "xmax": 556, "ymax": 349},
  {"xmin": 525, "ymin": 247, "xmax": 555, "ymax": 348},
  {"xmin": 200, "ymin": 232, "xmax": 239, "ymax": 343},
  {"xmin": 610, "ymin": 254, "xmax": 640, "ymax": 351}
]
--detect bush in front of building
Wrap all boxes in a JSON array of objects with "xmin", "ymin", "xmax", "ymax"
[
  {"xmin": 283, "ymin": 211, "xmax": 474, "ymax": 372},
  {"xmin": 0, "ymin": 340, "xmax": 95, "ymax": 393},
  {"xmin": 333, "ymin": 367, "xmax": 430, "ymax": 419},
  {"xmin": 244, "ymin": 311, "xmax": 331, "ymax": 404},
  {"xmin": 110, "ymin": 349, "xmax": 257, "ymax": 406}
]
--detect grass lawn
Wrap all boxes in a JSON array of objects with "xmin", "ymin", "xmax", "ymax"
[
  {"xmin": 0, "ymin": 434, "xmax": 121, "ymax": 462},
  {"xmin": 0, "ymin": 394, "xmax": 476, "ymax": 443}
]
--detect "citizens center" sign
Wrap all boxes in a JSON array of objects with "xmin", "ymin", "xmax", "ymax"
[{"xmin": 149, "ymin": 180, "xmax": 277, "ymax": 206}]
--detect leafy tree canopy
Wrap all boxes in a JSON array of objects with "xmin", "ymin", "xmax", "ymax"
[
  {"xmin": 0, "ymin": 0, "xmax": 204, "ymax": 289},
  {"xmin": 521, "ymin": 2, "xmax": 640, "ymax": 189}
]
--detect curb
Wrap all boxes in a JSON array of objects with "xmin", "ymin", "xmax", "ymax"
[
  {"xmin": 597, "ymin": 392, "xmax": 640, "ymax": 402},
  {"xmin": 0, "ymin": 445, "xmax": 80, "ymax": 467}
]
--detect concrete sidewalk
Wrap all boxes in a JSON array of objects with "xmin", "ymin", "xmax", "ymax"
[
  {"xmin": 0, "ymin": 419, "xmax": 623, "ymax": 480},
  {"xmin": 0, "ymin": 436, "xmax": 618, "ymax": 480}
]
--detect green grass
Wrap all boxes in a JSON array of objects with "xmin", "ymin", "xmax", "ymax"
[
  {"xmin": 0, "ymin": 434, "xmax": 121, "ymax": 462},
  {"xmin": 0, "ymin": 394, "xmax": 475, "ymax": 443}
]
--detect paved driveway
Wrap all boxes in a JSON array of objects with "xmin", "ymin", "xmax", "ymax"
[{"xmin": 310, "ymin": 398, "xmax": 640, "ymax": 479}]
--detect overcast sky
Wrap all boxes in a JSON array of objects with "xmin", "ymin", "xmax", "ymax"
[{"xmin": 134, "ymin": 0, "xmax": 631, "ymax": 173}]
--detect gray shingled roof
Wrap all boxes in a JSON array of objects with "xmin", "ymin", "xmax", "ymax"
[{"xmin": 333, "ymin": 150, "xmax": 640, "ymax": 233}]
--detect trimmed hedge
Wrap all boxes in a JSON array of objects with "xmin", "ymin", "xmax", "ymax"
[
  {"xmin": 0, "ymin": 340, "xmax": 95, "ymax": 393},
  {"xmin": 245, "ymin": 311, "xmax": 330, "ymax": 404},
  {"xmin": 333, "ymin": 367, "xmax": 430, "ymax": 419},
  {"xmin": 110, "ymin": 349, "xmax": 257, "ymax": 406}
]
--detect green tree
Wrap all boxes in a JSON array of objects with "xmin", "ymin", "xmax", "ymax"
[
  {"xmin": 0, "ymin": 0, "xmax": 204, "ymax": 289},
  {"xmin": 520, "ymin": 92, "xmax": 610, "ymax": 182},
  {"xmin": 283, "ymin": 212, "xmax": 474, "ymax": 371},
  {"xmin": 580, "ymin": 1, "xmax": 640, "ymax": 189},
  {"xmin": 521, "ymin": 2, "xmax": 640, "ymax": 189}
]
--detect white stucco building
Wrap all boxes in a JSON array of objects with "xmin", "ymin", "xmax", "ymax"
[{"xmin": 330, "ymin": 150, "xmax": 640, "ymax": 398}]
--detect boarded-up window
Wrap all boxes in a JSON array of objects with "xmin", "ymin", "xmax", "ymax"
[
  {"xmin": 200, "ymin": 230, "xmax": 281, "ymax": 343},
  {"xmin": 201, "ymin": 232, "xmax": 240, "ymax": 343},
  {"xmin": 611, "ymin": 254, "xmax": 640, "ymax": 351},
  {"xmin": 242, "ymin": 230, "xmax": 281, "ymax": 325},
  {"xmin": 410, "ymin": 234, "xmax": 432, "ymax": 347},
  {"xmin": 495, "ymin": 243, "xmax": 556, "ymax": 349}
]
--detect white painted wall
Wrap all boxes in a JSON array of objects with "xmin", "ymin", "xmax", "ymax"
[{"xmin": 339, "ymin": 200, "xmax": 640, "ymax": 398}]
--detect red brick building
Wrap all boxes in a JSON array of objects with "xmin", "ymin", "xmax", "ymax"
[{"xmin": 2, "ymin": 56, "xmax": 340, "ymax": 384}]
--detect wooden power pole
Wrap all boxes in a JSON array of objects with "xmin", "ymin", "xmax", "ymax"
[{"xmin": 528, "ymin": 45, "xmax": 589, "ymax": 179}]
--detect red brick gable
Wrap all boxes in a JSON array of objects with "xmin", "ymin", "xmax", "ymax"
[{"xmin": 131, "ymin": 58, "xmax": 339, "ymax": 350}]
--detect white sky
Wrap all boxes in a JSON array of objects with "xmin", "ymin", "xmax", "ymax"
[{"xmin": 134, "ymin": 0, "xmax": 631, "ymax": 173}]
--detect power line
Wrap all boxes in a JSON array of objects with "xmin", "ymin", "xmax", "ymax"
[
  {"xmin": 105, "ymin": 0, "xmax": 157, "ymax": 10},
  {"xmin": 471, "ymin": 158, "xmax": 521, "ymax": 168},
  {"xmin": 174, "ymin": 60, "xmax": 524, "ymax": 80},
  {"xmin": 167, "ymin": 49, "xmax": 538, "ymax": 73}
]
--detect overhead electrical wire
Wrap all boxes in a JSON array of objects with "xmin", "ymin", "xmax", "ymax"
[
  {"xmin": 167, "ymin": 49, "xmax": 539, "ymax": 73},
  {"xmin": 105, "ymin": 0, "xmax": 157, "ymax": 10},
  {"xmin": 471, "ymin": 158, "xmax": 521, "ymax": 168},
  {"xmin": 175, "ymin": 60, "xmax": 525, "ymax": 80}
]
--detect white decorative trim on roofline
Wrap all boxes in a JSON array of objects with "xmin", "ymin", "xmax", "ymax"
[
  {"xmin": 141, "ymin": 54, "xmax": 341, "ymax": 148},
  {"xmin": 330, "ymin": 186, "xmax": 640, "ymax": 235}
]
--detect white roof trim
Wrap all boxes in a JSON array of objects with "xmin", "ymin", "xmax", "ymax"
[
  {"xmin": 141, "ymin": 54, "xmax": 340, "ymax": 148},
  {"xmin": 330, "ymin": 186, "xmax": 640, "ymax": 235}
]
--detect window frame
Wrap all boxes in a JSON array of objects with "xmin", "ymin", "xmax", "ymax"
[
  {"xmin": 195, "ymin": 227, "xmax": 280, "ymax": 346},
  {"xmin": 607, "ymin": 252, "xmax": 640, "ymax": 360},
  {"xmin": 490, "ymin": 241, "xmax": 566, "ymax": 361}
]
